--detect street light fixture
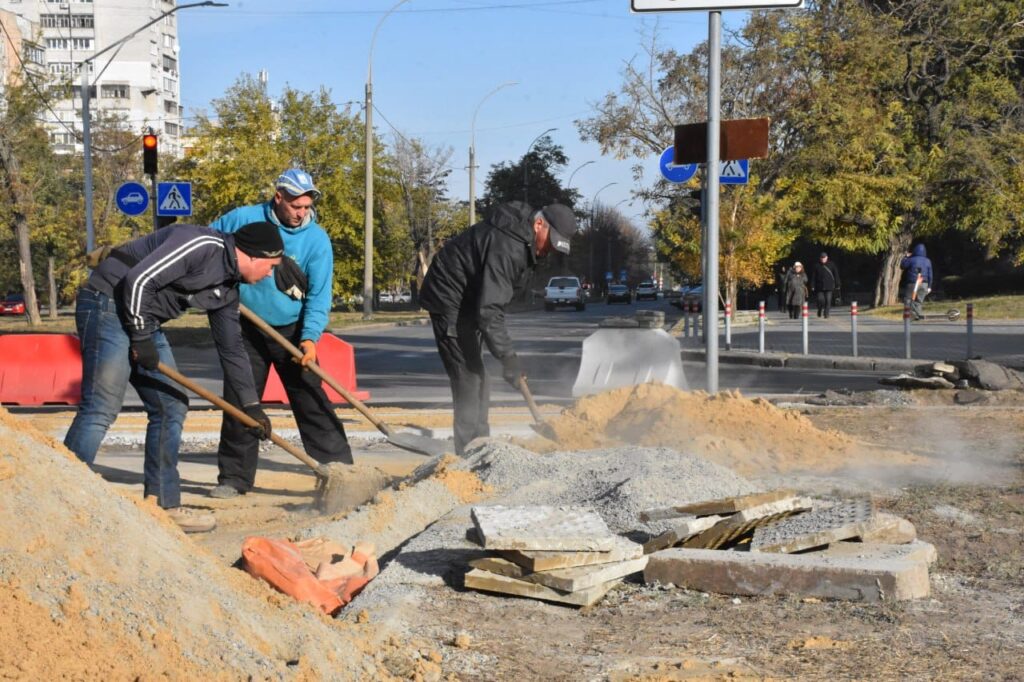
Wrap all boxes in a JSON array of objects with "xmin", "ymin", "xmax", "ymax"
[
  {"xmin": 522, "ymin": 127, "xmax": 556, "ymax": 204},
  {"xmin": 565, "ymin": 160, "xmax": 595, "ymax": 196},
  {"xmin": 81, "ymin": 1, "xmax": 226, "ymax": 255},
  {"xmin": 468, "ymin": 81, "xmax": 517, "ymax": 226},
  {"xmin": 589, "ymin": 181, "xmax": 617, "ymax": 285},
  {"xmin": 363, "ymin": 0, "xmax": 410, "ymax": 320}
]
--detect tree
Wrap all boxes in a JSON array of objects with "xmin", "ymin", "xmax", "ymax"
[{"xmin": 481, "ymin": 136, "xmax": 578, "ymax": 210}]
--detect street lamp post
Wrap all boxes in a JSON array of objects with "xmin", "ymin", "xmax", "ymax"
[
  {"xmin": 81, "ymin": 1, "xmax": 226, "ymax": 255},
  {"xmin": 565, "ymin": 159, "xmax": 594, "ymax": 197},
  {"xmin": 363, "ymin": 0, "xmax": 410, "ymax": 320},
  {"xmin": 522, "ymin": 127, "xmax": 556, "ymax": 204},
  {"xmin": 589, "ymin": 181, "xmax": 617, "ymax": 287},
  {"xmin": 469, "ymin": 81, "xmax": 517, "ymax": 226}
]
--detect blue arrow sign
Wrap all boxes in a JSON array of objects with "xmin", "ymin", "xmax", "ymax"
[
  {"xmin": 659, "ymin": 146, "xmax": 697, "ymax": 184},
  {"xmin": 719, "ymin": 159, "xmax": 749, "ymax": 185},
  {"xmin": 156, "ymin": 182, "xmax": 192, "ymax": 217},
  {"xmin": 115, "ymin": 182, "xmax": 149, "ymax": 216}
]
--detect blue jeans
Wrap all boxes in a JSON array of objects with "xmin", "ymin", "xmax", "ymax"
[{"xmin": 63, "ymin": 287, "xmax": 189, "ymax": 508}]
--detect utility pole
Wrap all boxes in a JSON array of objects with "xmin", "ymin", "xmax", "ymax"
[{"xmin": 469, "ymin": 81, "xmax": 517, "ymax": 226}]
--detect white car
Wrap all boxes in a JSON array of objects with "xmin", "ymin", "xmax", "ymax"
[
  {"xmin": 635, "ymin": 280, "xmax": 658, "ymax": 301},
  {"xmin": 544, "ymin": 276, "xmax": 585, "ymax": 312}
]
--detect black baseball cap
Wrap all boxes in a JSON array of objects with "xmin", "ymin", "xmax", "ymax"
[{"xmin": 540, "ymin": 204, "xmax": 577, "ymax": 255}]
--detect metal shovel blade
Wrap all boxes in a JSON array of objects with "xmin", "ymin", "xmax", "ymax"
[
  {"xmin": 572, "ymin": 328, "xmax": 687, "ymax": 397},
  {"xmin": 386, "ymin": 430, "xmax": 452, "ymax": 458}
]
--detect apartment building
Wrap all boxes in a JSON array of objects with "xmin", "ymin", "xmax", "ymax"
[
  {"xmin": 0, "ymin": 8, "xmax": 45, "ymax": 91},
  {"xmin": 0, "ymin": 0, "xmax": 183, "ymax": 156}
]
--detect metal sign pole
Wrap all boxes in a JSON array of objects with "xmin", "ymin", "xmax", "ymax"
[{"xmin": 705, "ymin": 10, "xmax": 721, "ymax": 394}]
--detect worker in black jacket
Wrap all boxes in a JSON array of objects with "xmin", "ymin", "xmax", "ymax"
[
  {"xmin": 63, "ymin": 222, "xmax": 283, "ymax": 533},
  {"xmin": 811, "ymin": 252, "xmax": 841, "ymax": 318},
  {"xmin": 420, "ymin": 202, "xmax": 576, "ymax": 456}
]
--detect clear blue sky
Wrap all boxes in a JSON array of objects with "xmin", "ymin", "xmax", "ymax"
[{"xmin": 178, "ymin": 0, "xmax": 748, "ymax": 229}]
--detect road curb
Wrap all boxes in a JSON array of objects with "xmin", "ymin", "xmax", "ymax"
[{"xmin": 681, "ymin": 348, "xmax": 921, "ymax": 372}]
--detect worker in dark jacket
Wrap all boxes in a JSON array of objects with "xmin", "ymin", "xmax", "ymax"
[
  {"xmin": 811, "ymin": 252, "xmax": 841, "ymax": 318},
  {"xmin": 900, "ymin": 243, "xmax": 933, "ymax": 321},
  {"xmin": 420, "ymin": 201, "xmax": 576, "ymax": 456},
  {"xmin": 63, "ymin": 222, "xmax": 283, "ymax": 533}
]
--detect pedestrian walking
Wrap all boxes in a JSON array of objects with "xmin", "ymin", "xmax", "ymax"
[
  {"xmin": 64, "ymin": 222, "xmax": 284, "ymax": 532},
  {"xmin": 419, "ymin": 201, "xmax": 576, "ymax": 456},
  {"xmin": 812, "ymin": 252, "xmax": 841, "ymax": 318},
  {"xmin": 784, "ymin": 261, "xmax": 808, "ymax": 319},
  {"xmin": 776, "ymin": 265, "xmax": 788, "ymax": 312},
  {"xmin": 900, "ymin": 243, "xmax": 933, "ymax": 321},
  {"xmin": 209, "ymin": 169, "xmax": 352, "ymax": 499}
]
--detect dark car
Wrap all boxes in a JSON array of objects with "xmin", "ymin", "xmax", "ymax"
[
  {"xmin": 606, "ymin": 284, "xmax": 631, "ymax": 304},
  {"xmin": 671, "ymin": 284, "xmax": 703, "ymax": 312},
  {"xmin": 0, "ymin": 293, "xmax": 25, "ymax": 316}
]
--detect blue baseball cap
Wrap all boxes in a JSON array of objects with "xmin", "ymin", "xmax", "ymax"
[{"xmin": 275, "ymin": 168, "xmax": 321, "ymax": 200}]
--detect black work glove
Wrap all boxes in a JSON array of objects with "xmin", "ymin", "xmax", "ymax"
[
  {"xmin": 130, "ymin": 337, "xmax": 160, "ymax": 371},
  {"xmin": 274, "ymin": 256, "xmax": 308, "ymax": 301},
  {"xmin": 500, "ymin": 353, "xmax": 522, "ymax": 388},
  {"xmin": 243, "ymin": 404, "xmax": 272, "ymax": 441}
]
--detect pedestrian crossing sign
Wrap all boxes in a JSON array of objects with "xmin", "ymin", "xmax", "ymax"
[
  {"xmin": 718, "ymin": 159, "xmax": 749, "ymax": 185},
  {"xmin": 156, "ymin": 182, "xmax": 192, "ymax": 217}
]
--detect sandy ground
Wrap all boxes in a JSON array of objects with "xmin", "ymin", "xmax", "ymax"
[{"xmin": 4, "ymin": 385, "xmax": 1023, "ymax": 679}]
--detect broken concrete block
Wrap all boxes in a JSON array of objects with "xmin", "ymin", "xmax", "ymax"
[
  {"xmin": 817, "ymin": 540, "xmax": 937, "ymax": 566},
  {"xmin": 751, "ymin": 499, "xmax": 876, "ymax": 553},
  {"xmin": 858, "ymin": 512, "xmax": 917, "ymax": 544},
  {"xmin": 469, "ymin": 556, "xmax": 529, "ymax": 579},
  {"xmin": 500, "ymin": 535, "xmax": 642, "ymax": 572},
  {"xmin": 682, "ymin": 497, "xmax": 813, "ymax": 550},
  {"xmin": 463, "ymin": 568, "xmax": 618, "ymax": 607},
  {"xmin": 642, "ymin": 515, "xmax": 725, "ymax": 554},
  {"xmin": 471, "ymin": 505, "xmax": 616, "ymax": 551},
  {"xmin": 641, "ymin": 490, "xmax": 797, "ymax": 520},
  {"xmin": 529, "ymin": 556, "xmax": 648, "ymax": 592},
  {"xmin": 644, "ymin": 548, "xmax": 930, "ymax": 602},
  {"xmin": 880, "ymin": 374, "xmax": 956, "ymax": 390},
  {"xmin": 931, "ymin": 362, "xmax": 957, "ymax": 378}
]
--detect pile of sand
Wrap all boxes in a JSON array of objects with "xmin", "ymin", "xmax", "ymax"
[
  {"xmin": 0, "ymin": 408, "xmax": 393, "ymax": 679},
  {"xmin": 525, "ymin": 383, "xmax": 924, "ymax": 476}
]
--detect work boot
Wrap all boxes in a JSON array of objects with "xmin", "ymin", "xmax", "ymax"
[
  {"xmin": 165, "ymin": 506, "xmax": 216, "ymax": 533},
  {"xmin": 209, "ymin": 484, "xmax": 241, "ymax": 499}
]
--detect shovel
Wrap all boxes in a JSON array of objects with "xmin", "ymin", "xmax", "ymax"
[
  {"xmin": 517, "ymin": 375, "xmax": 556, "ymax": 440},
  {"xmin": 155, "ymin": 362, "xmax": 351, "ymax": 513},
  {"xmin": 238, "ymin": 304, "xmax": 450, "ymax": 459}
]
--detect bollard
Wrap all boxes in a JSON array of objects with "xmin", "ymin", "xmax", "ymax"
[
  {"xmin": 850, "ymin": 301, "xmax": 859, "ymax": 357},
  {"xmin": 682, "ymin": 302, "xmax": 690, "ymax": 338},
  {"xmin": 966, "ymin": 302, "xmax": 974, "ymax": 358},
  {"xmin": 758, "ymin": 300, "xmax": 765, "ymax": 353},
  {"xmin": 689, "ymin": 302, "xmax": 698, "ymax": 338},
  {"xmin": 724, "ymin": 300, "xmax": 732, "ymax": 351},
  {"xmin": 801, "ymin": 301, "xmax": 809, "ymax": 355},
  {"xmin": 903, "ymin": 302, "xmax": 911, "ymax": 359}
]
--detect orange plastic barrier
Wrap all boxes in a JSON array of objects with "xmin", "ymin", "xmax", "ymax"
[
  {"xmin": 262, "ymin": 332, "xmax": 370, "ymax": 404},
  {"xmin": 0, "ymin": 334, "xmax": 82, "ymax": 405}
]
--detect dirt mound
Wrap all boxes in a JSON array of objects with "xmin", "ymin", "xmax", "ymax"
[
  {"xmin": 525, "ymin": 383, "xmax": 924, "ymax": 476},
  {"xmin": 0, "ymin": 408, "xmax": 385, "ymax": 679}
]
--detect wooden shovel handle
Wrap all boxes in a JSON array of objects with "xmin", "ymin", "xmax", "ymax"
[
  {"xmin": 238, "ymin": 304, "xmax": 389, "ymax": 434},
  {"xmin": 156, "ymin": 361, "xmax": 322, "ymax": 474},
  {"xmin": 518, "ymin": 376, "xmax": 545, "ymax": 425}
]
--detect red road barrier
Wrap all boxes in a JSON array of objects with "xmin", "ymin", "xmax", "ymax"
[
  {"xmin": 262, "ymin": 332, "xmax": 370, "ymax": 404},
  {"xmin": 0, "ymin": 334, "xmax": 82, "ymax": 405}
]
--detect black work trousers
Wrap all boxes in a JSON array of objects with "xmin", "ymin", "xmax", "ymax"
[
  {"xmin": 217, "ymin": 317, "xmax": 353, "ymax": 492},
  {"xmin": 430, "ymin": 314, "xmax": 489, "ymax": 457},
  {"xmin": 816, "ymin": 290, "xmax": 834, "ymax": 318}
]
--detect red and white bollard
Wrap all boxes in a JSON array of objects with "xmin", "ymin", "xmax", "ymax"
[
  {"xmin": 801, "ymin": 301, "xmax": 809, "ymax": 355},
  {"xmin": 758, "ymin": 300, "xmax": 765, "ymax": 353},
  {"xmin": 689, "ymin": 301, "xmax": 699, "ymax": 338},
  {"xmin": 724, "ymin": 300, "xmax": 732, "ymax": 350},
  {"xmin": 966, "ymin": 302, "xmax": 974, "ymax": 358},
  {"xmin": 850, "ymin": 301, "xmax": 859, "ymax": 357},
  {"xmin": 903, "ymin": 301, "xmax": 912, "ymax": 359}
]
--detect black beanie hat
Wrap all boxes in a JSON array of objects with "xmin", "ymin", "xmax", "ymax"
[{"xmin": 234, "ymin": 222, "xmax": 284, "ymax": 258}]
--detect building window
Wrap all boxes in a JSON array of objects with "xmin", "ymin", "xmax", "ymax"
[
  {"xmin": 45, "ymin": 37, "xmax": 94, "ymax": 50},
  {"xmin": 163, "ymin": 99, "xmax": 177, "ymax": 114},
  {"xmin": 162, "ymin": 34, "xmax": 174, "ymax": 48},
  {"xmin": 50, "ymin": 132, "xmax": 76, "ymax": 145},
  {"xmin": 161, "ymin": 55, "xmax": 177, "ymax": 75},
  {"xmin": 101, "ymin": 84, "xmax": 129, "ymax": 99},
  {"xmin": 72, "ymin": 85, "xmax": 97, "ymax": 100},
  {"xmin": 41, "ymin": 14, "xmax": 95, "ymax": 29},
  {"xmin": 165, "ymin": 122, "xmax": 180, "ymax": 136},
  {"xmin": 48, "ymin": 61, "xmax": 93, "ymax": 75},
  {"xmin": 23, "ymin": 43, "xmax": 44, "ymax": 65},
  {"xmin": 163, "ymin": 76, "xmax": 176, "ymax": 91}
]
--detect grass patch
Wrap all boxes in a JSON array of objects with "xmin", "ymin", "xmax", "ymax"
[{"xmin": 865, "ymin": 294, "xmax": 1024, "ymax": 320}]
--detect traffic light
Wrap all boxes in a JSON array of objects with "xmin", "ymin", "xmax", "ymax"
[
  {"xmin": 684, "ymin": 188, "xmax": 702, "ymax": 220},
  {"xmin": 142, "ymin": 133, "xmax": 158, "ymax": 176}
]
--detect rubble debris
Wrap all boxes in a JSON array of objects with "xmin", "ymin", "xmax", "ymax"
[
  {"xmin": 750, "ymin": 498, "xmax": 876, "ymax": 553},
  {"xmin": 470, "ymin": 555, "xmax": 649, "ymax": 592},
  {"xmin": 860, "ymin": 512, "xmax": 917, "ymax": 544},
  {"xmin": 642, "ymin": 515, "xmax": 724, "ymax": 554},
  {"xmin": 815, "ymin": 540, "xmax": 938, "ymax": 565},
  {"xmin": 682, "ymin": 497, "xmax": 813, "ymax": 550},
  {"xmin": 889, "ymin": 359, "xmax": 1024, "ymax": 392},
  {"xmin": 880, "ymin": 374, "xmax": 956, "ymax": 390},
  {"xmin": 645, "ymin": 548, "xmax": 930, "ymax": 602},
  {"xmin": 499, "ymin": 534, "xmax": 644, "ymax": 572},
  {"xmin": 641, "ymin": 490, "xmax": 796, "ymax": 520},
  {"xmin": 471, "ymin": 505, "xmax": 617, "ymax": 551}
]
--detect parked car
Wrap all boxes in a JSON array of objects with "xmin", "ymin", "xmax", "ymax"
[
  {"xmin": 0, "ymin": 293, "xmax": 25, "ymax": 316},
  {"xmin": 544, "ymin": 276, "xmax": 585, "ymax": 312},
  {"xmin": 635, "ymin": 280, "xmax": 658, "ymax": 301},
  {"xmin": 606, "ymin": 283, "xmax": 631, "ymax": 304},
  {"xmin": 675, "ymin": 284, "xmax": 704, "ymax": 312}
]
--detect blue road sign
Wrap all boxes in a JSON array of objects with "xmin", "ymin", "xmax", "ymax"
[
  {"xmin": 156, "ymin": 182, "xmax": 192, "ymax": 217},
  {"xmin": 605, "ymin": 271, "xmax": 613, "ymax": 281},
  {"xmin": 659, "ymin": 146, "xmax": 697, "ymax": 184},
  {"xmin": 115, "ymin": 182, "xmax": 149, "ymax": 216},
  {"xmin": 719, "ymin": 159, "xmax": 749, "ymax": 185}
]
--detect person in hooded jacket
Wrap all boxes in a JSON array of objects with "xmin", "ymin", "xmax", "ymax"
[
  {"xmin": 811, "ymin": 252, "xmax": 841, "ymax": 318},
  {"xmin": 900, "ymin": 243, "xmax": 933, "ymax": 321},
  {"xmin": 208, "ymin": 169, "xmax": 352, "ymax": 499},
  {"xmin": 420, "ymin": 201, "xmax": 577, "ymax": 456},
  {"xmin": 784, "ymin": 261, "xmax": 808, "ymax": 319}
]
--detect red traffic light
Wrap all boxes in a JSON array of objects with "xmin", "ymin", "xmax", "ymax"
[
  {"xmin": 142, "ymin": 134, "xmax": 158, "ymax": 175},
  {"xmin": 143, "ymin": 134, "xmax": 158, "ymax": 149}
]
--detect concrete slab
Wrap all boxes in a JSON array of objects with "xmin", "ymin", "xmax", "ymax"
[
  {"xmin": 463, "ymin": 568, "xmax": 619, "ymax": 607},
  {"xmin": 500, "ymin": 535, "xmax": 643, "ymax": 572},
  {"xmin": 471, "ymin": 555, "xmax": 649, "ymax": 592},
  {"xmin": 751, "ymin": 499, "xmax": 876, "ymax": 553},
  {"xmin": 644, "ymin": 548, "xmax": 930, "ymax": 602},
  {"xmin": 860, "ymin": 513, "xmax": 917, "ymax": 544},
  {"xmin": 815, "ymin": 540, "xmax": 937, "ymax": 565},
  {"xmin": 682, "ymin": 497, "xmax": 813, "ymax": 550},
  {"xmin": 642, "ymin": 490, "xmax": 796, "ymax": 519},
  {"xmin": 642, "ymin": 515, "xmax": 724, "ymax": 554},
  {"xmin": 470, "ymin": 505, "xmax": 616, "ymax": 551}
]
